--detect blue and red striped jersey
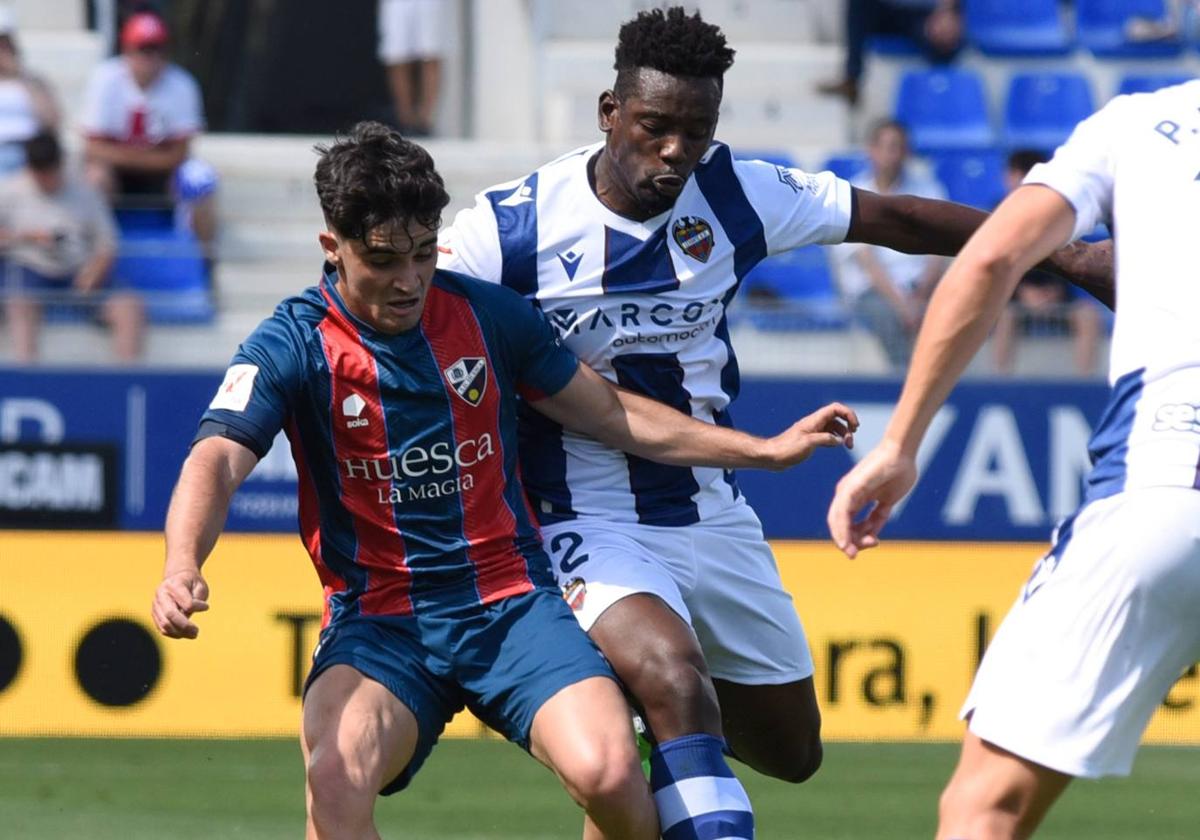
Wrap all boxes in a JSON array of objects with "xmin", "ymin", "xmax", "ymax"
[{"xmin": 198, "ymin": 265, "xmax": 580, "ymax": 622}]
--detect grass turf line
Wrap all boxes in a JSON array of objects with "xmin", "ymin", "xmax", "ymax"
[{"xmin": 1, "ymin": 738, "xmax": 1197, "ymax": 838}]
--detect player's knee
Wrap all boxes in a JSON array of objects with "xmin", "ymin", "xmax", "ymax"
[
  {"xmin": 306, "ymin": 742, "xmax": 377, "ymax": 813},
  {"xmin": 630, "ymin": 649, "xmax": 719, "ymax": 724},
  {"xmin": 562, "ymin": 743, "xmax": 646, "ymax": 813}
]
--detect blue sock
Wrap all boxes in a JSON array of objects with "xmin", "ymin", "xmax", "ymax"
[{"xmin": 649, "ymin": 733, "xmax": 755, "ymax": 839}]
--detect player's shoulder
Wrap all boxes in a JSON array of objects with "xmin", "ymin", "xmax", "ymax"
[{"xmin": 250, "ymin": 280, "xmax": 332, "ymax": 349}]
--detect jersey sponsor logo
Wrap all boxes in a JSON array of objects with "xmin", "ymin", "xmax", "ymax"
[
  {"xmin": 546, "ymin": 299, "xmax": 724, "ymax": 348},
  {"xmin": 1151, "ymin": 402, "xmax": 1200, "ymax": 434},
  {"xmin": 443, "ymin": 357, "xmax": 488, "ymax": 407},
  {"xmin": 341, "ymin": 393, "xmax": 369, "ymax": 429},
  {"xmin": 671, "ymin": 216, "xmax": 715, "ymax": 263},
  {"xmin": 557, "ymin": 249, "xmax": 584, "ymax": 281},
  {"xmin": 209, "ymin": 364, "xmax": 258, "ymax": 412},
  {"xmin": 342, "ymin": 433, "xmax": 496, "ymax": 481}
]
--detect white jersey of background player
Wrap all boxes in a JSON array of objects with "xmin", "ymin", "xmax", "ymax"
[
  {"xmin": 829, "ymin": 80, "xmax": 1200, "ymax": 838},
  {"xmin": 441, "ymin": 137, "xmax": 848, "ymax": 667}
]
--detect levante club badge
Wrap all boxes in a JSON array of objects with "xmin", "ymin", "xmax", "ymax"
[
  {"xmin": 443, "ymin": 357, "xmax": 488, "ymax": 407},
  {"xmin": 672, "ymin": 216, "xmax": 715, "ymax": 263}
]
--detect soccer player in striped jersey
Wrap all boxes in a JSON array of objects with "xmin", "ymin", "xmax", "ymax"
[
  {"xmin": 829, "ymin": 80, "xmax": 1200, "ymax": 838},
  {"xmin": 150, "ymin": 121, "xmax": 858, "ymax": 839},
  {"xmin": 438, "ymin": 8, "xmax": 1114, "ymax": 839}
]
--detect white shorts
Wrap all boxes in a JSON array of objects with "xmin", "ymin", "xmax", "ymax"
[
  {"xmin": 377, "ymin": 0, "xmax": 443, "ymax": 64},
  {"xmin": 542, "ymin": 501, "xmax": 814, "ymax": 685},
  {"xmin": 962, "ymin": 487, "xmax": 1200, "ymax": 778}
]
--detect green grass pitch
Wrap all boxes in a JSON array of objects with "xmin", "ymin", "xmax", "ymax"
[{"xmin": 1, "ymin": 738, "xmax": 1197, "ymax": 838}]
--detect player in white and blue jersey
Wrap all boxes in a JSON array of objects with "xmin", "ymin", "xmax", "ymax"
[
  {"xmin": 150, "ymin": 122, "xmax": 858, "ymax": 839},
  {"xmin": 829, "ymin": 80, "xmax": 1200, "ymax": 837},
  {"xmin": 439, "ymin": 7, "xmax": 1115, "ymax": 839}
]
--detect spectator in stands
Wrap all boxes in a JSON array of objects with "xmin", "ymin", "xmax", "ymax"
[
  {"xmin": 818, "ymin": 0, "xmax": 962, "ymax": 107},
  {"xmin": 991, "ymin": 150, "xmax": 1102, "ymax": 377},
  {"xmin": 0, "ymin": 132, "xmax": 142, "ymax": 363},
  {"xmin": 833, "ymin": 119, "xmax": 948, "ymax": 370},
  {"xmin": 0, "ymin": 5, "xmax": 60, "ymax": 175},
  {"xmin": 377, "ymin": 0, "xmax": 444, "ymax": 136},
  {"xmin": 80, "ymin": 10, "xmax": 218, "ymax": 273}
]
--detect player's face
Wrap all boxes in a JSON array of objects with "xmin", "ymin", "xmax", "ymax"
[
  {"xmin": 597, "ymin": 69, "xmax": 721, "ymax": 219},
  {"xmin": 320, "ymin": 219, "xmax": 439, "ymax": 335},
  {"xmin": 126, "ymin": 44, "xmax": 167, "ymax": 87}
]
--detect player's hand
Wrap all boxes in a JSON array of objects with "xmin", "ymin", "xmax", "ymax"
[
  {"xmin": 761, "ymin": 402, "xmax": 858, "ymax": 470},
  {"xmin": 827, "ymin": 439, "xmax": 917, "ymax": 558},
  {"xmin": 151, "ymin": 568, "xmax": 210, "ymax": 640}
]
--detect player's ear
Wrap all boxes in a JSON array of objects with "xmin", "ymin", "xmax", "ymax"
[
  {"xmin": 598, "ymin": 89, "xmax": 618, "ymax": 134},
  {"xmin": 318, "ymin": 230, "xmax": 341, "ymax": 264}
]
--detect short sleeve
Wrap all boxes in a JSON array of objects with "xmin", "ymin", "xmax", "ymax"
[
  {"xmin": 438, "ymin": 195, "xmax": 504, "ymax": 283},
  {"xmin": 733, "ymin": 158, "xmax": 854, "ymax": 253},
  {"xmin": 164, "ymin": 68, "xmax": 204, "ymax": 137},
  {"xmin": 197, "ymin": 315, "xmax": 305, "ymax": 457},
  {"xmin": 1023, "ymin": 99, "xmax": 1122, "ymax": 242},
  {"xmin": 481, "ymin": 284, "xmax": 578, "ymax": 400},
  {"xmin": 79, "ymin": 63, "xmax": 120, "ymax": 137}
]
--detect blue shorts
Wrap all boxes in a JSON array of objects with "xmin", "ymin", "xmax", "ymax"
[{"xmin": 303, "ymin": 587, "xmax": 614, "ymax": 795}]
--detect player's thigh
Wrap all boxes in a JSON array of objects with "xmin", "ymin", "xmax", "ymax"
[
  {"xmin": 685, "ymin": 505, "xmax": 814, "ymax": 686},
  {"xmin": 528, "ymin": 675, "xmax": 641, "ymax": 789},
  {"xmin": 937, "ymin": 731, "xmax": 1072, "ymax": 840},
  {"xmin": 456, "ymin": 589, "xmax": 618, "ymax": 753},
  {"xmin": 713, "ymin": 676, "xmax": 822, "ymax": 778},
  {"xmin": 304, "ymin": 616, "xmax": 462, "ymax": 794},
  {"xmin": 302, "ymin": 663, "xmax": 419, "ymax": 793},
  {"xmin": 965, "ymin": 488, "xmax": 1200, "ymax": 778}
]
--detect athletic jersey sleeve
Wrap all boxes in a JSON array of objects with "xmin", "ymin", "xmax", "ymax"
[
  {"xmin": 734, "ymin": 157, "xmax": 854, "ymax": 252},
  {"xmin": 438, "ymin": 194, "xmax": 504, "ymax": 283},
  {"xmin": 163, "ymin": 66, "xmax": 205, "ymax": 138},
  {"xmin": 196, "ymin": 314, "xmax": 305, "ymax": 458},
  {"xmin": 79, "ymin": 62, "xmax": 121, "ymax": 138},
  {"xmin": 1023, "ymin": 98, "xmax": 1122, "ymax": 243},
  {"xmin": 482, "ymin": 283, "xmax": 579, "ymax": 400}
]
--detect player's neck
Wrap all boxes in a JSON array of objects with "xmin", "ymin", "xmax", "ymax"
[{"xmin": 590, "ymin": 150, "xmax": 655, "ymax": 222}]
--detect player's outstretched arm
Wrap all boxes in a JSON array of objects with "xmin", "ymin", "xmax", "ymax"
[
  {"xmin": 152, "ymin": 435, "xmax": 258, "ymax": 640},
  {"xmin": 846, "ymin": 188, "xmax": 1114, "ymax": 309},
  {"xmin": 531, "ymin": 363, "xmax": 857, "ymax": 470},
  {"xmin": 828, "ymin": 184, "xmax": 1077, "ymax": 558}
]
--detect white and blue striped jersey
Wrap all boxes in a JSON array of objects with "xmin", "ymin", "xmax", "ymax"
[
  {"xmin": 439, "ymin": 141, "xmax": 852, "ymax": 526},
  {"xmin": 1024, "ymin": 80, "xmax": 1200, "ymax": 501}
]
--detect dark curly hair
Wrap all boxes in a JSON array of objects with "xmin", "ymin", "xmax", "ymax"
[
  {"xmin": 613, "ymin": 6, "xmax": 735, "ymax": 97},
  {"xmin": 314, "ymin": 121, "xmax": 450, "ymax": 242}
]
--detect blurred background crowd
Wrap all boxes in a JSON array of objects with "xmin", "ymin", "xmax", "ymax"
[{"xmin": 1, "ymin": 0, "xmax": 1197, "ymax": 376}]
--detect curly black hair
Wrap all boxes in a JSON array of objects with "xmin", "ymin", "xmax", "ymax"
[
  {"xmin": 613, "ymin": 6, "xmax": 735, "ymax": 97},
  {"xmin": 313, "ymin": 121, "xmax": 450, "ymax": 242}
]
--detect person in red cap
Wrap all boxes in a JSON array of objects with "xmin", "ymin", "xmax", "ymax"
[{"xmin": 80, "ymin": 9, "xmax": 218, "ymax": 284}]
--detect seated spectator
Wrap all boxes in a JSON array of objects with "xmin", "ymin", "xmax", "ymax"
[
  {"xmin": 80, "ymin": 10, "xmax": 217, "ymax": 274},
  {"xmin": 0, "ymin": 6, "xmax": 60, "ymax": 175},
  {"xmin": 832, "ymin": 119, "xmax": 948, "ymax": 370},
  {"xmin": 991, "ymin": 150, "xmax": 1102, "ymax": 377},
  {"xmin": 818, "ymin": 0, "xmax": 962, "ymax": 107},
  {"xmin": 0, "ymin": 132, "xmax": 143, "ymax": 363}
]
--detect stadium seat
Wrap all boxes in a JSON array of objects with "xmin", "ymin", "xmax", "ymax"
[
  {"xmin": 933, "ymin": 150, "xmax": 1007, "ymax": 210},
  {"xmin": 1116, "ymin": 73, "xmax": 1194, "ymax": 97},
  {"xmin": 820, "ymin": 151, "xmax": 869, "ymax": 182},
  {"xmin": 112, "ymin": 228, "xmax": 214, "ymax": 324},
  {"xmin": 1076, "ymin": 0, "xmax": 1185, "ymax": 57},
  {"xmin": 965, "ymin": 0, "xmax": 1072, "ymax": 56},
  {"xmin": 895, "ymin": 68, "xmax": 994, "ymax": 155},
  {"xmin": 865, "ymin": 33, "xmax": 922, "ymax": 56},
  {"xmin": 740, "ymin": 245, "xmax": 848, "ymax": 331},
  {"xmin": 1004, "ymin": 72, "xmax": 1095, "ymax": 153}
]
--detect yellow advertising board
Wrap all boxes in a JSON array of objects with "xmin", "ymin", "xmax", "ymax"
[{"xmin": 1, "ymin": 532, "xmax": 1196, "ymax": 743}]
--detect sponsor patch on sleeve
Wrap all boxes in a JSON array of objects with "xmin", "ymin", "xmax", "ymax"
[{"xmin": 209, "ymin": 364, "xmax": 259, "ymax": 412}]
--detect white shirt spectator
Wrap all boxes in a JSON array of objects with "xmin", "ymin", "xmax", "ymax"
[{"xmin": 80, "ymin": 56, "xmax": 203, "ymax": 146}]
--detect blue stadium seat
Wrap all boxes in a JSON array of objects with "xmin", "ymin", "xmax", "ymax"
[
  {"xmin": 740, "ymin": 245, "xmax": 848, "ymax": 331},
  {"xmin": 1004, "ymin": 72, "xmax": 1095, "ymax": 153},
  {"xmin": 865, "ymin": 33, "xmax": 922, "ymax": 56},
  {"xmin": 1076, "ymin": 0, "xmax": 1185, "ymax": 57},
  {"xmin": 112, "ymin": 228, "xmax": 214, "ymax": 324},
  {"xmin": 933, "ymin": 150, "xmax": 1007, "ymax": 210},
  {"xmin": 895, "ymin": 69, "xmax": 994, "ymax": 155},
  {"xmin": 820, "ymin": 151, "xmax": 869, "ymax": 182},
  {"xmin": 1116, "ymin": 73, "xmax": 1194, "ymax": 96},
  {"xmin": 965, "ymin": 0, "xmax": 1072, "ymax": 56}
]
